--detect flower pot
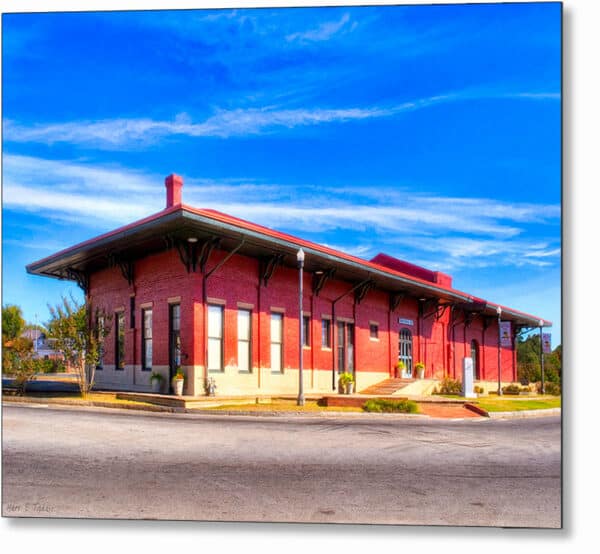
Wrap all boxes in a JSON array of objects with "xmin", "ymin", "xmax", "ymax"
[
  {"xmin": 418, "ymin": 369, "xmax": 425, "ymax": 380},
  {"xmin": 345, "ymin": 382, "xmax": 354, "ymax": 395},
  {"xmin": 173, "ymin": 378, "xmax": 184, "ymax": 396},
  {"xmin": 151, "ymin": 379, "xmax": 161, "ymax": 393}
]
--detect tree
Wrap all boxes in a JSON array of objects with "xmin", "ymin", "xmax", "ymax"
[
  {"xmin": 517, "ymin": 333, "xmax": 561, "ymax": 385},
  {"xmin": 46, "ymin": 295, "xmax": 111, "ymax": 396},
  {"xmin": 2, "ymin": 304, "xmax": 25, "ymax": 343},
  {"xmin": 2, "ymin": 336, "xmax": 36, "ymax": 395}
]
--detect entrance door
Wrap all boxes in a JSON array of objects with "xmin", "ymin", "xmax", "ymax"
[
  {"xmin": 399, "ymin": 329, "xmax": 413, "ymax": 378},
  {"xmin": 470, "ymin": 340, "xmax": 480, "ymax": 380},
  {"xmin": 337, "ymin": 321, "xmax": 355, "ymax": 375},
  {"xmin": 169, "ymin": 304, "xmax": 181, "ymax": 388}
]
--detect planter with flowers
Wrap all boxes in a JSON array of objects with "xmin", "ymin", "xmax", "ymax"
[
  {"xmin": 172, "ymin": 368, "xmax": 185, "ymax": 396},
  {"xmin": 415, "ymin": 362, "xmax": 426, "ymax": 380}
]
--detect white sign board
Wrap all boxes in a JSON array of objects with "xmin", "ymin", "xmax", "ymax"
[{"xmin": 462, "ymin": 357, "xmax": 476, "ymax": 398}]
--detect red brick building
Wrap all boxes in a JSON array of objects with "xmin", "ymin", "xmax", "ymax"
[{"xmin": 27, "ymin": 175, "xmax": 550, "ymax": 396}]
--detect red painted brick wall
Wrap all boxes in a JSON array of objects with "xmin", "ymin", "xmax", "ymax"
[{"xmin": 88, "ymin": 245, "xmax": 517, "ymax": 387}]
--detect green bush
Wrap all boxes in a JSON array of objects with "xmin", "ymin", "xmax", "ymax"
[
  {"xmin": 541, "ymin": 382, "xmax": 561, "ymax": 396},
  {"xmin": 434, "ymin": 377, "xmax": 462, "ymax": 395},
  {"xmin": 502, "ymin": 384, "xmax": 531, "ymax": 395},
  {"xmin": 363, "ymin": 399, "xmax": 418, "ymax": 413},
  {"xmin": 339, "ymin": 372, "xmax": 354, "ymax": 386}
]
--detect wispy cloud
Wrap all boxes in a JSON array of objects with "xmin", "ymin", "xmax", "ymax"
[
  {"xmin": 286, "ymin": 13, "xmax": 353, "ymax": 43},
  {"xmin": 3, "ymin": 154, "xmax": 560, "ymax": 272},
  {"xmin": 3, "ymin": 88, "xmax": 559, "ymax": 150}
]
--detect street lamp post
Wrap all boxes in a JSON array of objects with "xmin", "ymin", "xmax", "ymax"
[
  {"xmin": 496, "ymin": 306, "xmax": 503, "ymax": 396},
  {"xmin": 297, "ymin": 248, "xmax": 305, "ymax": 406},
  {"xmin": 539, "ymin": 319, "xmax": 545, "ymax": 395}
]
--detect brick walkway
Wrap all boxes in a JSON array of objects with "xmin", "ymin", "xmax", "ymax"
[{"xmin": 418, "ymin": 403, "xmax": 482, "ymax": 418}]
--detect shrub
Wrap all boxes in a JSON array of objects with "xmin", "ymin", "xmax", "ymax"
[
  {"xmin": 502, "ymin": 384, "xmax": 531, "ymax": 395},
  {"xmin": 363, "ymin": 399, "xmax": 418, "ymax": 413},
  {"xmin": 339, "ymin": 372, "xmax": 354, "ymax": 386},
  {"xmin": 434, "ymin": 377, "xmax": 462, "ymax": 395},
  {"xmin": 541, "ymin": 382, "xmax": 561, "ymax": 396},
  {"xmin": 474, "ymin": 385, "xmax": 484, "ymax": 394}
]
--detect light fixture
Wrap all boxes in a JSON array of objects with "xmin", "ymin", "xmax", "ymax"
[
  {"xmin": 496, "ymin": 305, "xmax": 502, "ymax": 316},
  {"xmin": 296, "ymin": 248, "xmax": 305, "ymax": 263},
  {"xmin": 314, "ymin": 270, "xmax": 324, "ymax": 275},
  {"xmin": 187, "ymin": 237, "xmax": 198, "ymax": 243}
]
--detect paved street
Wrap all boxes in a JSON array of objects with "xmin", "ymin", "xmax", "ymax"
[{"xmin": 2, "ymin": 404, "xmax": 561, "ymax": 527}]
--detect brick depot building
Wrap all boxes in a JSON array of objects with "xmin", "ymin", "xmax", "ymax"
[{"xmin": 27, "ymin": 175, "xmax": 550, "ymax": 396}]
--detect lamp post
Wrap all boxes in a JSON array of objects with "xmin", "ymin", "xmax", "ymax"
[
  {"xmin": 539, "ymin": 319, "xmax": 545, "ymax": 395},
  {"xmin": 297, "ymin": 248, "xmax": 305, "ymax": 406},
  {"xmin": 496, "ymin": 306, "xmax": 503, "ymax": 396}
]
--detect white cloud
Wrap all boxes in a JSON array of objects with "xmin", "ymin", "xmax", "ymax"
[
  {"xmin": 3, "ymin": 154, "xmax": 560, "ymax": 273},
  {"xmin": 286, "ymin": 13, "xmax": 352, "ymax": 43},
  {"xmin": 3, "ymin": 88, "xmax": 559, "ymax": 150}
]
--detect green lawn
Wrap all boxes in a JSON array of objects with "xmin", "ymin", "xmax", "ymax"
[
  {"xmin": 196, "ymin": 399, "xmax": 363, "ymax": 412},
  {"xmin": 474, "ymin": 396, "xmax": 561, "ymax": 412}
]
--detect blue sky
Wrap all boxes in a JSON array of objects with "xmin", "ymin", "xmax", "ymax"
[{"xmin": 2, "ymin": 3, "xmax": 561, "ymax": 341}]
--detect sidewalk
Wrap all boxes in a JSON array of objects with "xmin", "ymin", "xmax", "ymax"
[{"xmin": 2, "ymin": 392, "xmax": 560, "ymax": 420}]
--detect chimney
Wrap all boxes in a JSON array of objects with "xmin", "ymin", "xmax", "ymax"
[{"xmin": 165, "ymin": 174, "xmax": 183, "ymax": 208}]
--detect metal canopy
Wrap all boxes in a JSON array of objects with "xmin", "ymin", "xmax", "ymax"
[{"xmin": 26, "ymin": 206, "xmax": 550, "ymax": 327}]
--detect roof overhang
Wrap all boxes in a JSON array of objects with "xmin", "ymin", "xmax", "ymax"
[{"xmin": 26, "ymin": 205, "xmax": 551, "ymax": 328}]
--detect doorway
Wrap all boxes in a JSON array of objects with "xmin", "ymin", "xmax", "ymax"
[
  {"xmin": 399, "ymin": 329, "xmax": 413, "ymax": 378},
  {"xmin": 337, "ymin": 321, "xmax": 355, "ymax": 375}
]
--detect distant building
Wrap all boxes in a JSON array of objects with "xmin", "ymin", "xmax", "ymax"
[
  {"xmin": 21, "ymin": 329, "xmax": 61, "ymax": 360},
  {"xmin": 27, "ymin": 175, "xmax": 550, "ymax": 395}
]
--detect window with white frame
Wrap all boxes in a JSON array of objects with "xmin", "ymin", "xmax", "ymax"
[
  {"xmin": 238, "ymin": 309, "xmax": 252, "ymax": 372},
  {"xmin": 208, "ymin": 304, "xmax": 224, "ymax": 371},
  {"xmin": 142, "ymin": 308, "xmax": 153, "ymax": 371},
  {"xmin": 270, "ymin": 312, "xmax": 283, "ymax": 373}
]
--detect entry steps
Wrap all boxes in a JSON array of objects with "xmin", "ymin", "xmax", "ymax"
[{"xmin": 359, "ymin": 378, "xmax": 416, "ymax": 395}]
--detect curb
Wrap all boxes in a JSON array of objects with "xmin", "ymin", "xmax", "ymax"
[
  {"xmin": 487, "ymin": 408, "xmax": 561, "ymax": 419},
  {"xmin": 2, "ymin": 396, "xmax": 561, "ymax": 420}
]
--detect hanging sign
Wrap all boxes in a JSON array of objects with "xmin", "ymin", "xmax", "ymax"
[
  {"xmin": 398, "ymin": 318, "xmax": 414, "ymax": 326},
  {"xmin": 500, "ymin": 321, "xmax": 512, "ymax": 347},
  {"xmin": 542, "ymin": 333, "xmax": 552, "ymax": 354}
]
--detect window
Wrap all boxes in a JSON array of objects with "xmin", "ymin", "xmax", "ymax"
[
  {"xmin": 96, "ymin": 315, "xmax": 105, "ymax": 370},
  {"xmin": 142, "ymin": 308, "xmax": 153, "ymax": 371},
  {"xmin": 208, "ymin": 305, "xmax": 224, "ymax": 371},
  {"xmin": 129, "ymin": 296, "xmax": 135, "ymax": 329},
  {"xmin": 322, "ymin": 318, "xmax": 331, "ymax": 348},
  {"xmin": 169, "ymin": 303, "xmax": 181, "ymax": 372},
  {"xmin": 303, "ymin": 315, "xmax": 311, "ymax": 347},
  {"xmin": 399, "ymin": 329, "xmax": 413, "ymax": 376},
  {"xmin": 115, "ymin": 312, "xmax": 125, "ymax": 370},
  {"xmin": 271, "ymin": 313, "xmax": 283, "ymax": 373},
  {"xmin": 369, "ymin": 323, "xmax": 379, "ymax": 340},
  {"xmin": 238, "ymin": 309, "xmax": 252, "ymax": 372}
]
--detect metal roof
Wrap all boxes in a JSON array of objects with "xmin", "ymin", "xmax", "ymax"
[{"xmin": 26, "ymin": 204, "xmax": 551, "ymax": 328}]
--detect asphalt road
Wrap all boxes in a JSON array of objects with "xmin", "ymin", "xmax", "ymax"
[{"xmin": 2, "ymin": 404, "xmax": 561, "ymax": 527}]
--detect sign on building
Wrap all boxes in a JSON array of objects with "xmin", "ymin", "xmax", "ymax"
[
  {"xmin": 398, "ymin": 318, "xmax": 414, "ymax": 326},
  {"xmin": 500, "ymin": 321, "xmax": 512, "ymax": 347}
]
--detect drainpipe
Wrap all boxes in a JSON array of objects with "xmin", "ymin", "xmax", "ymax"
[{"xmin": 330, "ymin": 277, "xmax": 371, "ymax": 391}]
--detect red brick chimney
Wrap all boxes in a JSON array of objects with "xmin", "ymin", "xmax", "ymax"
[{"xmin": 165, "ymin": 174, "xmax": 183, "ymax": 208}]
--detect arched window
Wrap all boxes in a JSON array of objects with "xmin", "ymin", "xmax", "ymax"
[
  {"xmin": 399, "ymin": 329, "xmax": 413, "ymax": 377},
  {"xmin": 470, "ymin": 339, "xmax": 480, "ymax": 380}
]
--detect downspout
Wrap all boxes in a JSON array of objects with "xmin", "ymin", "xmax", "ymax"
[
  {"xmin": 203, "ymin": 239, "xmax": 246, "ymax": 388},
  {"xmin": 330, "ymin": 277, "xmax": 372, "ymax": 391}
]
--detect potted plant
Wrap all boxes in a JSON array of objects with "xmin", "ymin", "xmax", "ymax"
[
  {"xmin": 394, "ymin": 360, "xmax": 405, "ymax": 378},
  {"xmin": 339, "ymin": 372, "xmax": 355, "ymax": 394},
  {"xmin": 415, "ymin": 362, "xmax": 425, "ymax": 380},
  {"xmin": 172, "ymin": 368, "xmax": 185, "ymax": 396},
  {"xmin": 149, "ymin": 371, "xmax": 164, "ymax": 393}
]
